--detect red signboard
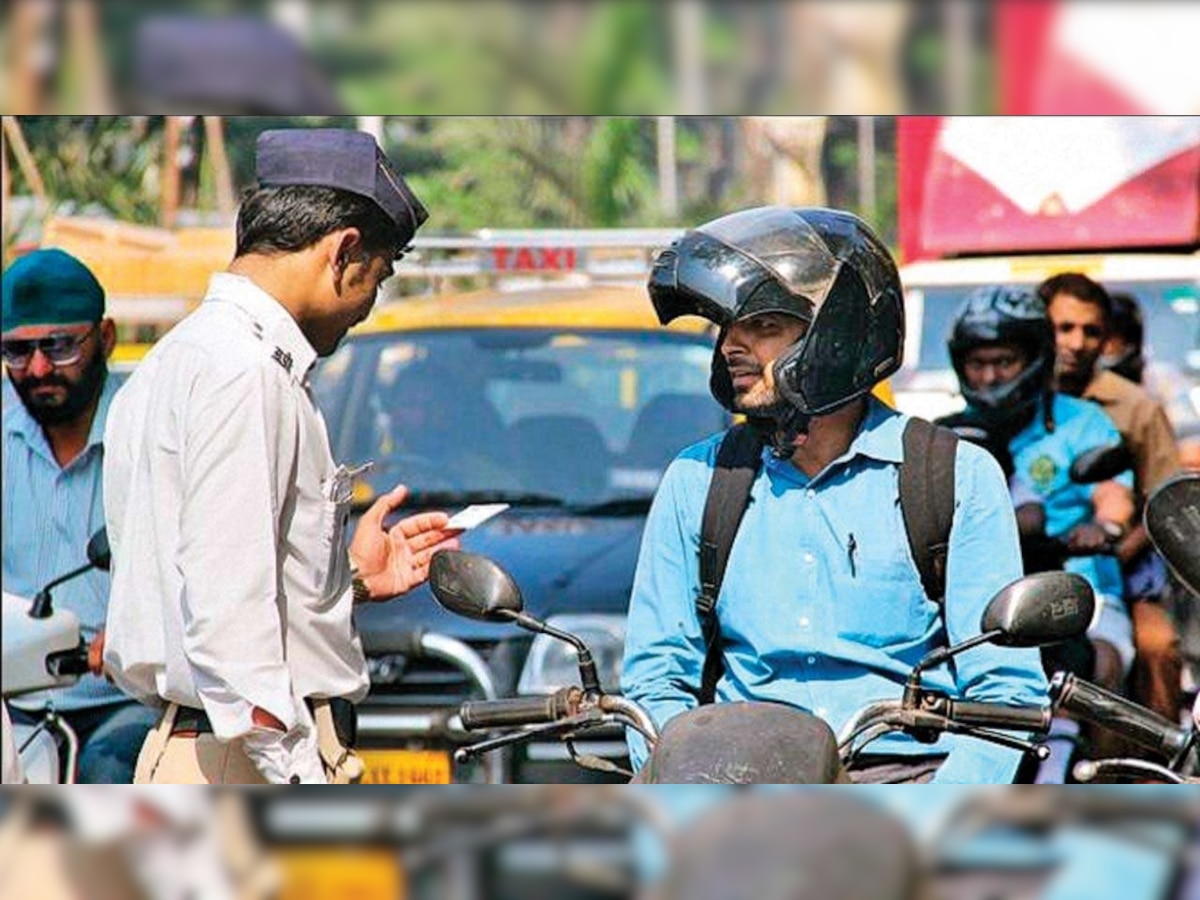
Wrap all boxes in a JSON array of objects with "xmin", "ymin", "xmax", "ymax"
[{"xmin": 898, "ymin": 117, "xmax": 1200, "ymax": 260}]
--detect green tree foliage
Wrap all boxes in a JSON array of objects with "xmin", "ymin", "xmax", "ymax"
[{"xmin": 9, "ymin": 117, "xmax": 161, "ymax": 224}]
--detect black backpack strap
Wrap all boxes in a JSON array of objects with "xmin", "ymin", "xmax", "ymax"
[
  {"xmin": 697, "ymin": 424, "xmax": 764, "ymax": 704},
  {"xmin": 899, "ymin": 417, "xmax": 959, "ymax": 605}
]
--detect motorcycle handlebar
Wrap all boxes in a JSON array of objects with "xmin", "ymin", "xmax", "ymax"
[
  {"xmin": 1050, "ymin": 672, "xmax": 1194, "ymax": 762},
  {"xmin": 47, "ymin": 646, "xmax": 90, "ymax": 678},
  {"xmin": 460, "ymin": 688, "xmax": 578, "ymax": 731},
  {"xmin": 950, "ymin": 700, "xmax": 1051, "ymax": 733}
]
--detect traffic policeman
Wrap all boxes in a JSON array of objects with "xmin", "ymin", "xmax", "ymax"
[{"xmin": 103, "ymin": 129, "xmax": 461, "ymax": 783}]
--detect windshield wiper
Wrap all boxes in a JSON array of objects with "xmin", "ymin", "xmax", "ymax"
[{"xmin": 566, "ymin": 497, "xmax": 655, "ymax": 516}]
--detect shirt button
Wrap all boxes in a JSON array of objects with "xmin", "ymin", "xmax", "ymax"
[
  {"xmin": 807, "ymin": 656, "xmax": 817, "ymax": 665},
  {"xmin": 804, "ymin": 553, "xmax": 815, "ymax": 565},
  {"xmin": 805, "ymin": 489, "xmax": 816, "ymax": 499},
  {"xmin": 799, "ymin": 617, "xmax": 810, "ymax": 628},
  {"xmin": 816, "ymin": 707, "xmax": 828, "ymax": 718}
]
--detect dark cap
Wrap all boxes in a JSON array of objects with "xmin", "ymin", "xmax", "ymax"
[
  {"xmin": 256, "ymin": 129, "xmax": 429, "ymax": 247},
  {"xmin": 2, "ymin": 249, "xmax": 105, "ymax": 332},
  {"xmin": 134, "ymin": 16, "xmax": 343, "ymax": 114}
]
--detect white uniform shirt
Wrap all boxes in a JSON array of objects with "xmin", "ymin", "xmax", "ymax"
[{"xmin": 103, "ymin": 274, "xmax": 368, "ymax": 742}]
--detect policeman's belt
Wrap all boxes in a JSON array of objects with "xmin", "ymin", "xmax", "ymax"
[{"xmin": 171, "ymin": 697, "xmax": 357, "ymax": 748}]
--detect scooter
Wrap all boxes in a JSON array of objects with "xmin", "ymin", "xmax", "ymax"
[
  {"xmin": 425, "ymin": 549, "xmax": 1098, "ymax": 782},
  {"xmin": 2, "ymin": 528, "xmax": 109, "ymax": 784}
]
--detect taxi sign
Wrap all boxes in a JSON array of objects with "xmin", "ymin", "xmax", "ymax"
[{"xmin": 489, "ymin": 246, "xmax": 584, "ymax": 272}]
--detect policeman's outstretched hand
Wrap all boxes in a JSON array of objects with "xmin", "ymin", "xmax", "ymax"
[{"xmin": 349, "ymin": 484, "xmax": 462, "ymax": 600}]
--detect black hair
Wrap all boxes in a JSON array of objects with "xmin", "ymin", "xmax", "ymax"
[
  {"xmin": 235, "ymin": 185, "xmax": 401, "ymax": 260},
  {"xmin": 1037, "ymin": 271, "xmax": 1113, "ymax": 322},
  {"xmin": 1107, "ymin": 291, "xmax": 1145, "ymax": 349}
]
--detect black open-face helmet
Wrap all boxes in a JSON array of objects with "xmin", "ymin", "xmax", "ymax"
[
  {"xmin": 649, "ymin": 206, "xmax": 904, "ymax": 417},
  {"xmin": 948, "ymin": 285, "xmax": 1056, "ymax": 431}
]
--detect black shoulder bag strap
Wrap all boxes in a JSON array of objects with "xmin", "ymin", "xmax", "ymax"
[
  {"xmin": 696, "ymin": 424, "xmax": 764, "ymax": 704},
  {"xmin": 899, "ymin": 417, "xmax": 959, "ymax": 605}
]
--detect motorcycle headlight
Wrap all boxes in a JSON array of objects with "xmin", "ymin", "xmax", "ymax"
[{"xmin": 516, "ymin": 614, "xmax": 626, "ymax": 695}]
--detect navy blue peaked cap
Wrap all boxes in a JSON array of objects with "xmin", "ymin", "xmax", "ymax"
[{"xmin": 256, "ymin": 129, "xmax": 429, "ymax": 247}]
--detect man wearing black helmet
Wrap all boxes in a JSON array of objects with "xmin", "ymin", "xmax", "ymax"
[
  {"xmin": 939, "ymin": 285, "xmax": 1135, "ymax": 782},
  {"xmin": 621, "ymin": 207, "xmax": 1048, "ymax": 784},
  {"xmin": 941, "ymin": 285, "xmax": 1135, "ymax": 690}
]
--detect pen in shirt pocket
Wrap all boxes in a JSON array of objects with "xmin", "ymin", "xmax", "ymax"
[{"xmin": 847, "ymin": 533, "xmax": 857, "ymax": 577}]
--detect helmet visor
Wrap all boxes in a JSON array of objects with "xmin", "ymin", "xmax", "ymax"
[{"xmin": 649, "ymin": 207, "xmax": 838, "ymax": 326}]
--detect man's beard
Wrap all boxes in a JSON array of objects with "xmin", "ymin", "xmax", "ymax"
[
  {"xmin": 11, "ymin": 352, "xmax": 107, "ymax": 427},
  {"xmin": 732, "ymin": 383, "xmax": 792, "ymax": 421}
]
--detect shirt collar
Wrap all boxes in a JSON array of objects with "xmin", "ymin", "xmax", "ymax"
[
  {"xmin": 764, "ymin": 396, "xmax": 906, "ymax": 483},
  {"xmin": 844, "ymin": 395, "xmax": 907, "ymax": 465},
  {"xmin": 204, "ymin": 273, "xmax": 320, "ymax": 382}
]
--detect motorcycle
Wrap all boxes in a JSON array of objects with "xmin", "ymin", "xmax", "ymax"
[
  {"xmin": 425, "ymin": 548, "xmax": 1099, "ymax": 782},
  {"xmin": 1050, "ymin": 470, "xmax": 1200, "ymax": 784},
  {"xmin": 2, "ymin": 528, "xmax": 109, "ymax": 784}
]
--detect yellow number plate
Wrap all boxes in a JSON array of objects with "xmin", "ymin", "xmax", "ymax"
[
  {"xmin": 357, "ymin": 749, "xmax": 453, "ymax": 784},
  {"xmin": 278, "ymin": 848, "xmax": 405, "ymax": 900}
]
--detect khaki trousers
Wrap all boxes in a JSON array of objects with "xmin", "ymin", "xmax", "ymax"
[{"xmin": 134, "ymin": 701, "xmax": 363, "ymax": 784}]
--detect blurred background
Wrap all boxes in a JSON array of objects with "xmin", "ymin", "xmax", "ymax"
[
  {"xmin": 1, "ymin": 786, "xmax": 1199, "ymax": 900},
  {"xmin": 3, "ymin": 1, "xmax": 1198, "ymax": 118},
  {"xmin": 3, "ymin": 4, "xmax": 1200, "ymax": 899}
]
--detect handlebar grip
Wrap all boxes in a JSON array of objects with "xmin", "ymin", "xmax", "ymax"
[
  {"xmin": 49, "ymin": 647, "xmax": 90, "ymax": 677},
  {"xmin": 951, "ymin": 701, "xmax": 1050, "ymax": 733},
  {"xmin": 460, "ymin": 689, "xmax": 575, "ymax": 731},
  {"xmin": 1050, "ymin": 672, "xmax": 1193, "ymax": 761}
]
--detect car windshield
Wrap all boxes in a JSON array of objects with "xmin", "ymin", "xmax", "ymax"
[
  {"xmin": 312, "ymin": 327, "xmax": 726, "ymax": 509},
  {"xmin": 896, "ymin": 278, "xmax": 1200, "ymax": 433}
]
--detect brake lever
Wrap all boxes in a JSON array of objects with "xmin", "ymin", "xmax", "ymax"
[
  {"xmin": 944, "ymin": 723, "xmax": 1050, "ymax": 759},
  {"xmin": 565, "ymin": 737, "xmax": 634, "ymax": 779},
  {"xmin": 1073, "ymin": 758, "xmax": 1187, "ymax": 784},
  {"xmin": 453, "ymin": 711, "xmax": 604, "ymax": 763},
  {"xmin": 902, "ymin": 709, "xmax": 1051, "ymax": 759}
]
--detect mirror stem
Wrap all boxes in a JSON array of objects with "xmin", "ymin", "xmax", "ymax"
[
  {"xmin": 511, "ymin": 612, "xmax": 603, "ymax": 695},
  {"xmin": 575, "ymin": 648, "xmax": 602, "ymax": 696},
  {"xmin": 910, "ymin": 630, "xmax": 1004, "ymax": 684},
  {"xmin": 29, "ymin": 560, "xmax": 96, "ymax": 619}
]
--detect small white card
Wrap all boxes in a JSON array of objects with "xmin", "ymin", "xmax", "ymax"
[{"xmin": 446, "ymin": 503, "xmax": 510, "ymax": 531}]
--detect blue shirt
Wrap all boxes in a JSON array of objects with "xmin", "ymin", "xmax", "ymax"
[
  {"xmin": 621, "ymin": 398, "xmax": 1048, "ymax": 784},
  {"xmin": 2, "ymin": 372, "xmax": 126, "ymax": 710},
  {"xmin": 1008, "ymin": 394, "xmax": 1129, "ymax": 614}
]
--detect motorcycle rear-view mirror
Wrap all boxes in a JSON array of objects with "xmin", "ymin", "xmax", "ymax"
[
  {"xmin": 1145, "ymin": 473, "xmax": 1200, "ymax": 597},
  {"xmin": 981, "ymin": 571, "xmax": 1095, "ymax": 648},
  {"xmin": 429, "ymin": 550, "xmax": 606, "ymax": 695},
  {"xmin": 86, "ymin": 529, "xmax": 111, "ymax": 572},
  {"xmin": 429, "ymin": 550, "xmax": 524, "ymax": 622},
  {"xmin": 1069, "ymin": 442, "xmax": 1133, "ymax": 484}
]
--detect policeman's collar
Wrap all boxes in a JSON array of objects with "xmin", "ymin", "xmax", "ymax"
[{"xmin": 205, "ymin": 273, "xmax": 319, "ymax": 382}]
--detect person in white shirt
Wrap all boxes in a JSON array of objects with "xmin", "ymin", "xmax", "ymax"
[{"xmin": 103, "ymin": 128, "xmax": 461, "ymax": 784}]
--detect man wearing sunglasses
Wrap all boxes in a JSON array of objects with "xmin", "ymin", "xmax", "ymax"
[{"xmin": 1, "ymin": 248, "xmax": 158, "ymax": 782}]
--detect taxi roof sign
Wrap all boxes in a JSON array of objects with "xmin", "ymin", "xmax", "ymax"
[{"xmin": 394, "ymin": 228, "xmax": 684, "ymax": 286}]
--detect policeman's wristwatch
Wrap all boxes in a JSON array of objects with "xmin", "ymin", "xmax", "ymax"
[{"xmin": 348, "ymin": 564, "xmax": 371, "ymax": 603}]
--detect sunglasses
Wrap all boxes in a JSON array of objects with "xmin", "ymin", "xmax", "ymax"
[{"xmin": 0, "ymin": 325, "xmax": 98, "ymax": 370}]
